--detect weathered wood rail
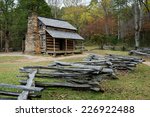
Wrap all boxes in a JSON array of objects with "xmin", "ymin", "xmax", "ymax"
[
  {"xmin": 18, "ymin": 70, "xmax": 38, "ymax": 100},
  {"xmin": 129, "ymin": 48, "xmax": 150, "ymax": 57},
  {"xmin": 17, "ymin": 54, "xmax": 143, "ymax": 94},
  {"xmin": 0, "ymin": 54, "xmax": 144, "ymax": 100},
  {"xmin": 0, "ymin": 70, "xmax": 43, "ymax": 100},
  {"xmin": 83, "ymin": 54, "xmax": 144, "ymax": 71},
  {"xmin": 19, "ymin": 59, "xmax": 118, "ymax": 92}
]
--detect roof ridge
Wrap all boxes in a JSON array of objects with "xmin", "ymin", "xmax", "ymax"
[
  {"xmin": 38, "ymin": 16, "xmax": 67, "ymax": 22},
  {"xmin": 38, "ymin": 16, "xmax": 77, "ymax": 30}
]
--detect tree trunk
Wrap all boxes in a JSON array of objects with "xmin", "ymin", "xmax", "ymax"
[
  {"xmin": 117, "ymin": 15, "xmax": 121, "ymax": 40},
  {"xmin": 5, "ymin": 39, "xmax": 9, "ymax": 52},
  {"xmin": 101, "ymin": 0, "xmax": 109, "ymax": 36},
  {"xmin": 134, "ymin": 0, "xmax": 140, "ymax": 48},
  {"xmin": 120, "ymin": 20, "xmax": 125, "ymax": 40},
  {"xmin": 4, "ymin": 31, "xmax": 9, "ymax": 52},
  {"xmin": 103, "ymin": 9, "xmax": 109, "ymax": 36},
  {"xmin": 105, "ymin": 15, "xmax": 109, "ymax": 35}
]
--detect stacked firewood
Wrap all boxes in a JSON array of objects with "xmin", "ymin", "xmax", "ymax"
[{"xmin": 129, "ymin": 48, "xmax": 150, "ymax": 57}]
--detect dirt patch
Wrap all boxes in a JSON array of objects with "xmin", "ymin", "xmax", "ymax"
[
  {"xmin": 18, "ymin": 54, "xmax": 89, "ymax": 62},
  {"xmin": 0, "ymin": 52, "xmax": 89, "ymax": 63},
  {"xmin": 1, "ymin": 52, "xmax": 149, "ymax": 66},
  {"xmin": 143, "ymin": 62, "xmax": 150, "ymax": 66}
]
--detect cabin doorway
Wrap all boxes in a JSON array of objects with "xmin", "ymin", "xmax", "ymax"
[{"xmin": 59, "ymin": 39, "xmax": 65, "ymax": 51}]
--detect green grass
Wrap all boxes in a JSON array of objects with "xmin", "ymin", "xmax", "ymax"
[
  {"xmin": 36, "ymin": 64, "xmax": 150, "ymax": 100},
  {"xmin": 85, "ymin": 46, "xmax": 129, "ymax": 56},
  {"xmin": 0, "ymin": 56, "xmax": 24, "ymax": 63},
  {"xmin": 90, "ymin": 49, "xmax": 128, "ymax": 56},
  {"xmin": 0, "ymin": 50, "xmax": 150, "ymax": 100}
]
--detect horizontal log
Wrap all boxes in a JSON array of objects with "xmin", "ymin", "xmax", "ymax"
[
  {"xmin": 129, "ymin": 50, "xmax": 150, "ymax": 56},
  {"xmin": 53, "ymin": 61, "xmax": 103, "ymax": 71},
  {"xmin": 46, "ymin": 49, "xmax": 54, "ymax": 51},
  {"xmin": 0, "ymin": 90, "xmax": 20, "ymax": 96},
  {"xmin": 37, "ymin": 72, "xmax": 89, "ymax": 78},
  {"xmin": 107, "ymin": 54, "xmax": 144, "ymax": 61},
  {"xmin": 0, "ymin": 90, "xmax": 41, "ymax": 98},
  {"xmin": 76, "ymin": 61, "xmax": 112, "ymax": 67},
  {"xmin": 18, "ymin": 72, "xmax": 88, "ymax": 77},
  {"xmin": 47, "ymin": 48, "xmax": 60, "ymax": 50},
  {"xmin": 20, "ymin": 66, "xmax": 96, "ymax": 74},
  {"xmin": 46, "ymin": 45, "xmax": 60, "ymax": 47},
  {"xmin": 46, "ymin": 41, "xmax": 53, "ymax": 43},
  {"xmin": 67, "ymin": 80, "xmax": 101, "ymax": 88},
  {"xmin": 0, "ymin": 98, "xmax": 17, "ymax": 100},
  {"xmin": 0, "ymin": 83, "xmax": 43, "ymax": 92},
  {"xmin": 46, "ymin": 38, "xmax": 53, "ymax": 39},
  {"xmin": 20, "ymin": 81, "xmax": 101, "ymax": 92},
  {"xmin": 18, "ymin": 74, "xmax": 90, "ymax": 80},
  {"xmin": 101, "ymin": 68, "xmax": 114, "ymax": 74},
  {"xmin": 84, "ymin": 54, "xmax": 143, "ymax": 71}
]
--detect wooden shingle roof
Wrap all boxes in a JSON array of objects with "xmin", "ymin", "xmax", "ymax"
[
  {"xmin": 38, "ymin": 17, "xmax": 77, "ymax": 30},
  {"xmin": 46, "ymin": 29, "xmax": 84, "ymax": 40}
]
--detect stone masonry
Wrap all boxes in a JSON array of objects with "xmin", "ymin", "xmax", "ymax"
[{"xmin": 25, "ymin": 13, "xmax": 41, "ymax": 54}]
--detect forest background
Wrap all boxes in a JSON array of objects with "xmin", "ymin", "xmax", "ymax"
[{"xmin": 0, "ymin": 0, "xmax": 150, "ymax": 52}]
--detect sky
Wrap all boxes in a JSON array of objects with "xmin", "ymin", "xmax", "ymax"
[
  {"xmin": 45, "ymin": 0, "xmax": 92, "ymax": 6},
  {"xmin": 82, "ymin": 0, "xmax": 91, "ymax": 5},
  {"xmin": 14, "ymin": 0, "xmax": 91, "ymax": 5},
  {"xmin": 13, "ymin": 0, "xmax": 92, "ymax": 7}
]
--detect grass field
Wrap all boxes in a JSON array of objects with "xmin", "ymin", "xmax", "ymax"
[{"xmin": 0, "ymin": 50, "xmax": 150, "ymax": 100}]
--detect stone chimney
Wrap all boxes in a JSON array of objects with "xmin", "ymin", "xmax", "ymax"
[{"xmin": 25, "ymin": 13, "xmax": 41, "ymax": 54}]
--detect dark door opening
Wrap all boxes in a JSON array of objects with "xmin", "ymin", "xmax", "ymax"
[{"xmin": 59, "ymin": 39, "xmax": 65, "ymax": 51}]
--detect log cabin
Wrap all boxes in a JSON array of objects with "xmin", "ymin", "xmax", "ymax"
[{"xmin": 25, "ymin": 14, "xmax": 84, "ymax": 55}]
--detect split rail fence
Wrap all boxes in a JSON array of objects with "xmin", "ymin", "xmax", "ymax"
[{"xmin": 0, "ymin": 54, "xmax": 144, "ymax": 100}]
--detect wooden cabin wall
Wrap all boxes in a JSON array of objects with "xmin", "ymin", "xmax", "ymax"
[
  {"xmin": 67, "ymin": 40, "xmax": 74, "ymax": 51},
  {"xmin": 46, "ymin": 32, "xmax": 75, "ymax": 52},
  {"xmin": 46, "ymin": 32, "xmax": 54, "ymax": 51},
  {"xmin": 55, "ymin": 39, "xmax": 60, "ymax": 51},
  {"xmin": 46, "ymin": 32, "xmax": 60, "ymax": 51}
]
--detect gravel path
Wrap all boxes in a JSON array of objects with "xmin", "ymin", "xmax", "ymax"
[{"xmin": 0, "ymin": 52, "xmax": 89, "ymax": 62}]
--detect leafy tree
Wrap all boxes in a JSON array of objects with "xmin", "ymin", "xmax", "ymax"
[
  {"xmin": 92, "ymin": 34, "xmax": 108, "ymax": 50},
  {"xmin": 17, "ymin": 0, "xmax": 52, "ymax": 17},
  {"xmin": 62, "ymin": 6, "xmax": 89, "ymax": 30},
  {"xmin": 0, "ymin": 0, "xmax": 15, "ymax": 52},
  {"xmin": 112, "ymin": 0, "xmax": 132, "ymax": 41},
  {"xmin": 89, "ymin": 0, "xmax": 98, "ymax": 6},
  {"xmin": 0, "ymin": 0, "xmax": 52, "ymax": 51},
  {"xmin": 100, "ymin": 0, "xmax": 113, "ymax": 35},
  {"xmin": 139, "ymin": 0, "xmax": 150, "ymax": 18},
  {"xmin": 11, "ymin": 0, "xmax": 52, "ymax": 51}
]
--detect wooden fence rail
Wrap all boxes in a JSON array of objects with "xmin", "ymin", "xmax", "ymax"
[
  {"xmin": 0, "ymin": 54, "xmax": 144, "ymax": 100},
  {"xmin": 0, "ymin": 70, "xmax": 43, "ymax": 100}
]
